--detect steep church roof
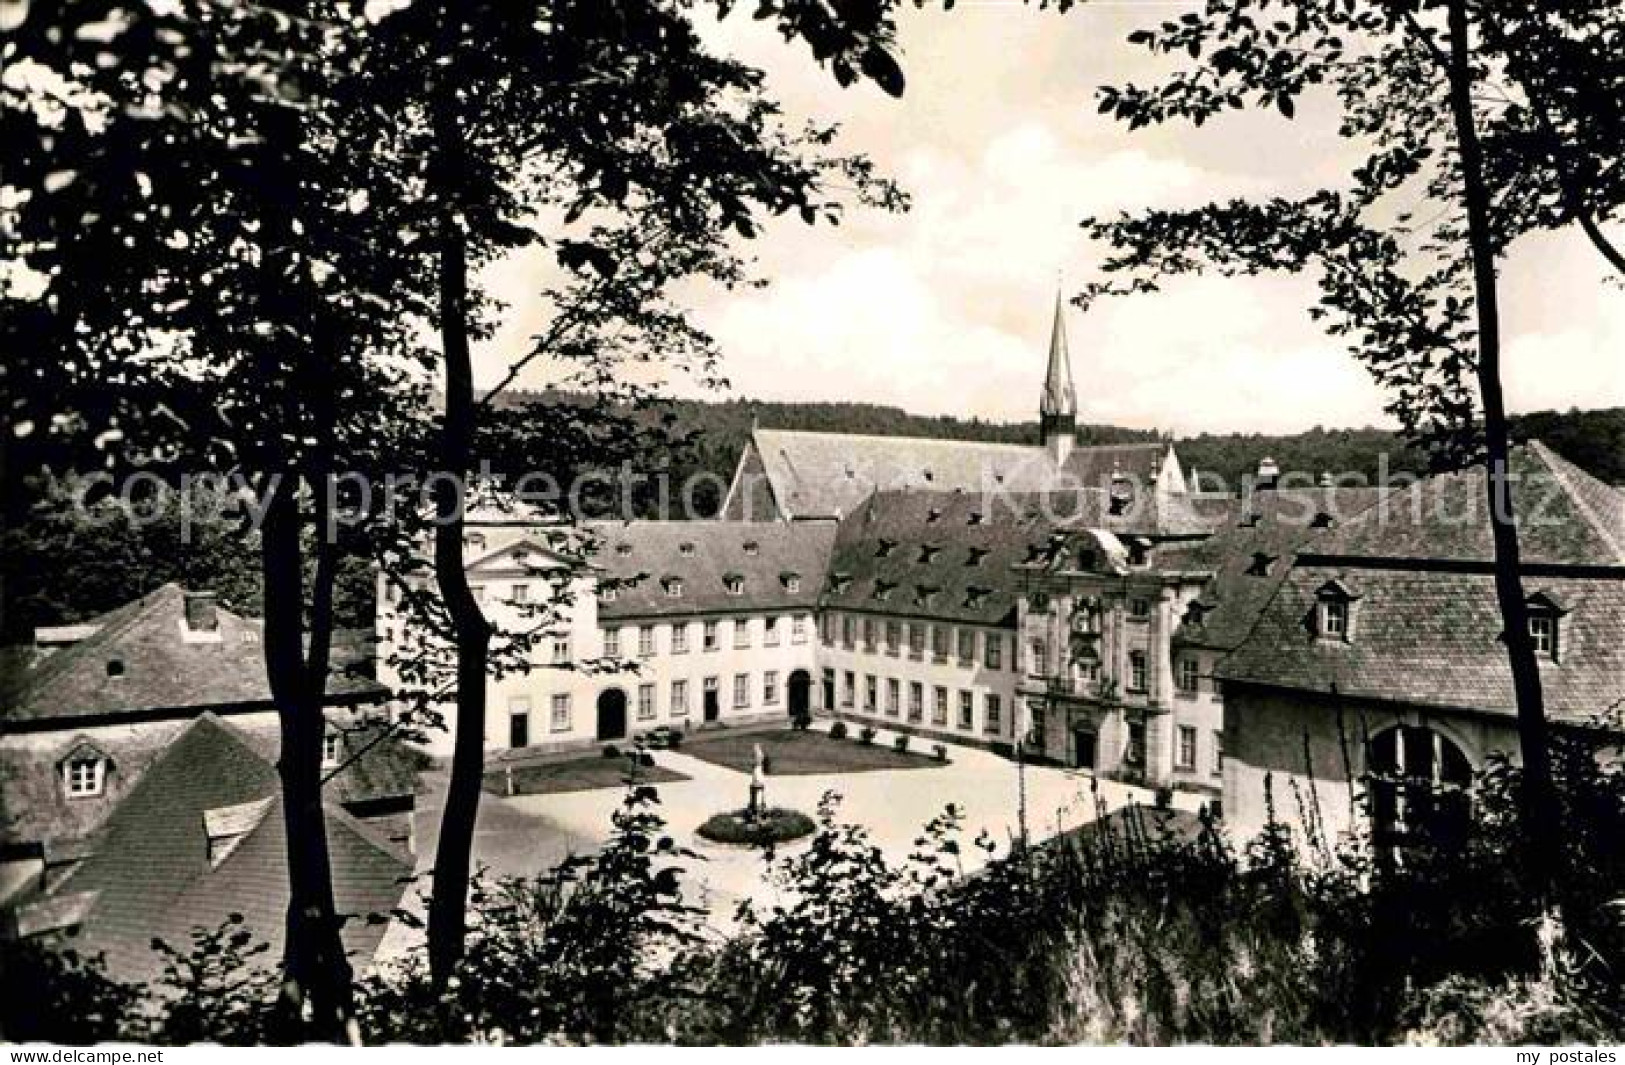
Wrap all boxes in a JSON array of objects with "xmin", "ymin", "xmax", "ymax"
[{"xmin": 1040, "ymin": 289, "xmax": 1076, "ymax": 419}]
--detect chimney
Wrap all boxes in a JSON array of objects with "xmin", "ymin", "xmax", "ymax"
[
  {"xmin": 1256, "ymin": 457, "xmax": 1280, "ymax": 491},
  {"xmin": 184, "ymin": 591, "xmax": 219, "ymax": 633}
]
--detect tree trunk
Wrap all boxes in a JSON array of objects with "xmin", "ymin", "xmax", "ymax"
[
  {"xmin": 425, "ymin": 97, "xmax": 494, "ymax": 990},
  {"xmin": 1444, "ymin": 0, "xmax": 1562, "ymax": 893},
  {"xmin": 262, "ymin": 473, "xmax": 358, "ymax": 1042}
]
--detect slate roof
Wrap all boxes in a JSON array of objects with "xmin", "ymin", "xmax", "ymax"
[
  {"xmin": 740, "ymin": 427, "xmax": 1176, "ymax": 520},
  {"xmin": 1218, "ymin": 443, "xmax": 1625, "ymax": 719},
  {"xmin": 583, "ymin": 521, "xmax": 835, "ymax": 621},
  {"xmin": 0, "ymin": 584, "xmax": 385, "ymax": 727},
  {"xmin": 19, "ymin": 714, "xmax": 411, "ymax": 981}
]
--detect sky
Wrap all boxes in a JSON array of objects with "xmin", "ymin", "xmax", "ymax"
[{"xmin": 472, "ymin": 1, "xmax": 1625, "ymax": 437}]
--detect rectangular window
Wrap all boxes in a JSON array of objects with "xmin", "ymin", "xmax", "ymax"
[
  {"xmin": 842, "ymin": 670, "xmax": 856, "ymax": 707},
  {"xmin": 638, "ymin": 683, "xmax": 656, "ymax": 721},
  {"xmin": 469, "ymin": 584, "xmax": 484, "ymax": 603},
  {"xmin": 734, "ymin": 619, "xmax": 752, "ymax": 649},
  {"xmin": 1126, "ymin": 721, "xmax": 1147, "ymax": 766},
  {"xmin": 1028, "ymin": 704, "xmax": 1046, "ymax": 746},
  {"xmin": 764, "ymin": 670, "xmax": 780, "ymax": 706},
  {"xmin": 932, "ymin": 626, "xmax": 949, "ymax": 662},
  {"xmin": 986, "ymin": 634, "xmax": 1003, "ymax": 671},
  {"xmin": 764, "ymin": 617, "xmax": 781, "ymax": 647},
  {"xmin": 734, "ymin": 673, "xmax": 750, "ymax": 709},
  {"xmin": 886, "ymin": 678, "xmax": 901, "ymax": 717},
  {"xmin": 1029, "ymin": 638, "xmax": 1047, "ymax": 677},
  {"xmin": 704, "ymin": 621, "xmax": 719, "ymax": 652},
  {"xmin": 672, "ymin": 624, "xmax": 690, "ymax": 654},
  {"xmin": 603, "ymin": 627, "xmax": 621, "ymax": 658},
  {"xmin": 908, "ymin": 624, "xmax": 925, "ymax": 659},
  {"xmin": 511, "ymin": 583, "xmax": 530, "ymax": 604},
  {"xmin": 1129, "ymin": 597, "xmax": 1150, "ymax": 619},
  {"xmin": 1129, "ymin": 650, "xmax": 1148, "ymax": 693},
  {"xmin": 792, "ymin": 615, "xmax": 808, "ymax": 644},
  {"xmin": 639, "ymin": 625, "xmax": 656, "ymax": 658},
  {"xmin": 908, "ymin": 682, "xmax": 924, "ymax": 723},
  {"xmin": 821, "ymin": 612, "xmax": 834, "ymax": 644},
  {"xmin": 552, "ymin": 636, "xmax": 571, "ymax": 665},
  {"xmin": 1320, "ymin": 599, "xmax": 1348, "ymax": 639},
  {"xmin": 958, "ymin": 628, "xmax": 976, "ymax": 665},
  {"xmin": 842, "ymin": 615, "xmax": 856, "ymax": 648},
  {"xmin": 509, "ymin": 695, "xmax": 531, "ymax": 749},
  {"xmin": 322, "ymin": 733, "xmax": 342, "ymax": 768},
  {"xmin": 550, "ymin": 694, "xmax": 572, "ymax": 732},
  {"xmin": 1530, "ymin": 614, "xmax": 1556, "ymax": 655},
  {"xmin": 1213, "ymin": 730, "xmax": 1224, "ymax": 774},
  {"xmin": 671, "ymin": 679, "xmax": 689, "ymax": 717},
  {"xmin": 1177, "ymin": 657, "xmax": 1200, "ymax": 695},
  {"xmin": 958, "ymin": 690, "xmax": 974, "ymax": 730},
  {"xmin": 1177, "ymin": 725, "xmax": 1197, "ymax": 770},
  {"xmin": 885, "ymin": 621, "xmax": 901, "ymax": 655},
  {"xmin": 66, "ymin": 758, "xmax": 104, "ymax": 797},
  {"xmin": 862, "ymin": 617, "xmax": 876, "ymax": 651},
  {"xmin": 864, "ymin": 675, "xmax": 877, "ymax": 712},
  {"xmin": 984, "ymin": 694, "xmax": 1002, "ymax": 732},
  {"xmin": 933, "ymin": 686, "xmax": 948, "ymax": 726}
]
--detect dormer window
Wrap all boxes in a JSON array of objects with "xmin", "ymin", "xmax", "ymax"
[
  {"xmin": 921, "ymin": 468, "xmax": 935, "ymax": 482},
  {"xmin": 1182, "ymin": 601, "xmax": 1212, "ymax": 628},
  {"xmin": 872, "ymin": 579, "xmax": 896, "ymax": 602},
  {"xmin": 464, "ymin": 533, "xmax": 486, "ymax": 553},
  {"xmin": 780, "ymin": 572, "xmax": 801, "ymax": 593},
  {"xmin": 967, "ymin": 511, "xmax": 985, "ymax": 526},
  {"xmin": 829, "ymin": 573, "xmax": 852, "ymax": 594},
  {"xmin": 106, "ymin": 659, "xmax": 125, "ymax": 679},
  {"xmin": 512, "ymin": 548, "xmax": 530, "ymax": 567},
  {"xmin": 1075, "ymin": 549, "xmax": 1097, "ymax": 571},
  {"xmin": 926, "ymin": 507, "xmax": 942, "ymax": 523},
  {"xmin": 964, "ymin": 587, "xmax": 991, "ymax": 609},
  {"xmin": 918, "ymin": 545, "xmax": 941, "ymax": 564},
  {"xmin": 65, "ymin": 756, "xmax": 105, "ymax": 798},
  {"xmin": 1239, "ymin": 511, "xmax": 1261, "ymax": 528},
  {"xmin": 1525, "ymin": 592, "xmax": 1568, "ymax": 659},
  {"xmin": 662, "ymin": 576, "xmax": 684, "ymax": 598},
  {"xmin": 914, "ymin": 585, "xmax": 939, "ymax": 608},
  {"xmin": 723, "ymin": 574, "xmax": 745, "ymax": 596},
  {"xmin": 1246, "ymin": 552, "xmax": 1277, "ymax": 577},
  {"xmin": 615, "ymin": 543, "xmax": 633, "ymax": 557},
  {"xmin": 742, "ymin": 540, "xmax": 760, "ymax": 556},
  {"xmin": 679, "ymin": 541, "xmax": 695, "ymax": 557},
  {"xmin": 1311, "ymin": 511, "xmax": 1335, "ymax": 529},
  {"xmin": 1126, "ymin": 538, "xmax": 1150, "ymax": 567},
  {"xmin": 1313, "ymin": 580, "xmax": 1360, "ymax": 641},
  {"xmin": 875, "ymin": 539, "xmax": 897, "ymax": 559},
  {"xmin": 966, "ymin": 547, "xmax": 990, "ymax": 568},
  {"xmin": 600, "ymin": 584, "xmax": 617, "ymax": 603},
  {"xmin": 322, "ymin": 733, "xmax": 342, "ymax": 769}
]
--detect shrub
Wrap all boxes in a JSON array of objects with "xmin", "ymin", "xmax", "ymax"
[
  {"xmin": 696, "ymin": 807, "xmax": 816, "ymax": 847},
  {"xmin": 932, "ymin": 743, "xmax": 947, "ymax": 762},
  {"xmin": 601, "ymin": 744, "xmax": 621, "ymax": 759},
  {"xmin": 893, "ymin": 734, "xmax": 909, "ymax": 753},
  {"xmin": 828, "ymin": 720, "xmax": 848, "ymax": 740},
  {"xmin": 632, "ymin": 750, "xmax": 655, "ymax": 768},
  {"xmin": 858, "ymin": 726, "xmax": 877, "ymax": 745}
]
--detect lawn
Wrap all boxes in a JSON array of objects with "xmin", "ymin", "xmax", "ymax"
[
  {"xmin": 482, "ymin": 755, "xmax": 688, "ymax": 797},
  {"xmin": 681, "ymin": 728, "xmax": 946, "ymax": 776}
]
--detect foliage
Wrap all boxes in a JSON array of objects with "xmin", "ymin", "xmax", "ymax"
[
  {"xmin": 859, "ymin": 726, "xmax": 878, "ymax": 745},
  {"xmin": 696, "ymin": 808, "xmax": 816, "ymax": 847},
  {"xmin": 827, "ymin": 721, "xmax": 849, "ymax": 740},
  {"xmin": 145, "ymin": 917, "xmax": 279, "ymax": 1045},
  {"xmin": 0, "ymin": 941, "xmax": 138, "ymax": 1044}
]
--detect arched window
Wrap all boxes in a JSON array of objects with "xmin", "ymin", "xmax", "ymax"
[{"xmin": 1366, "ymin": 724, "xmax": 1472, "ymax": 850}]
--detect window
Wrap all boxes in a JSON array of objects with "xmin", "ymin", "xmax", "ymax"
[
  {"xmin": 875, "ymin": 539, "xmax": 897, "ymax": 558},
  {"xmin": 603, "ymin": 627, "xmax": 621, "ymax": 658},
  {"xmin": 985, "ymin": 635, "xmax": 1003, "ymax": 671},
  {"xmin": 1530, "ymin": 614, "xmax": 1557, "ymax": 656},
  {"xmin": 918, "ymin": 545, "xmax": 941, "ymax": 564},
  {"xmin": 933, "ymin": 686, "xmax": 948, "ymax": 726},
  {"xmin": 638, "ymin": 683, "xmax": 656, "ymax": 721},
  {"xmin": 734, "ymin": 619, "xmax": 752, "ymax": 649},
  {"xmin": 600, "ymin": 585, "xmax": 616, "ymax": 603},
  {"xmin": 1319, "ymin": 599, "xmax": 1349, "ymax": 639},
  {"xmin": 551, "ymin": 636, "xmax": 571, "ymax": 665},
  {"xmin": 664, "ymin": 577, "xmax": 684, "ymax": 598},
  {"xmin": 734, "ymin": 673, "xmax": 750, "ymax": 709},
  {"xmin": 464, "ymin": 533, "xmax": 486, "ymax": 553},
  {"xmin": 703, "ymin": 621, "xmax": 719, "ymax": 651},
  {"xmin": 509, "ymin": 696, "xmax": 531, "ymax": 748},
  {"xmin": 985, "ymin": 694, "xmax": 1002, "ymax": 732},
  {"xmin": 1177, "ymin": 725, "xmax": 1197, "ymax": 770},
  {"xmin": 791, "ymin": 615, "xmax": 808, "ymax": 644},
  {"xmin": 1213, "ymin": 730, "xmax": 1224, "ymax": 775},
  {"xmin": 724, "ymin": 575, "xmax": 745, "ymax": 596},
  {"xmin": 966, "ymin": 547, "xmax": 989, "ymax": 567},
  {"xmin": 639, "ymin": 626, "xmax": 656, "ymax": 658},
  {"xmin": 470, "ymin": 584, "xmax": 485, "ymax": 604},
  {"xmin": 511, "ymin": 583, "xmax": 530, "ymax": 604},
  {"xmin": 672, "ymin": 623, "xmax": 690, "ymax": 654},
  {"xmin": 671, "ymin": 680, "xmax": 689, "ymax": 717},
  {"xmin": 821, "ymin": 612, "xmax": 835, "ymax": 643},
  {"xmin": 862, "ymin": 617, "xmax": 876, "ymax": 651},
  {"xmin": 764, "ymin": 617, "xmax": 780, "ymax": 646},
  {"xmin": 908, "ymin": 624, "xmax": 925, "ymax": 659},
  {"xmin": 1367, "ymin": 724, "xmax": 1472, "ymax": 850},
  {"xmin": 1028, "ymin": 704, "xmax": 1046, "ymax": 747},
  {"xmin": 1129, "ymin": 597, "xmax": 1150, "ymax": 619},
  {"xmin": 65, "ymin": 757, "xmax": 104, "ymax": 797},
  {"xmin": 1129, "ymin": 651, "xmax": 1148, "ymax": 693},
  {"xmin": 842, "ymin": 671, "xmax": 855, "ymax": 707},
  {"xmin": 1029, "ymin": 638, "xmax": 1048, "ymax": 677},
  {"xmin": 784, "ymin": 574, "xmax": 802, "ymax": 593},
  {"xmin": 743, "ymin": 540, "xmax": 760, "ymax": 556},
  {"xmin": 106, "ymin": 659, "xmax": 125, "ymax": 678},
  {"xmin": 958, "ymin": 628, "xmax": 976, "ymax": 664},
  {"xmin": 885, "ymin": 621, "xmax": 901, "ymax": 655},
  {"xmin": 1126, "ymin": 722, "xmax": 1147, "ymax": 766},
  {"xmin": 958, "ymin": 690, "xmax": 974, "ymax": 730},
  {"xmin": 322, "ymin": 733, "xmax": 342, "ymax": 768},
  {"xmin": 908, "ymin": 682, "xmax": 924, "ymax": 722},
  {"xmin": 863, "ymin": 674, "xmax": 877, "ymax": 711},
  {"xmin": 550, "ymin": 694, "xmax": 572, "ymax": 732},
  {"xmin": 886, "ymin": 678, "xmax": 901, "ymax": 717},
  {"xmin": 764, "ymin": 671, "xmax": 780, "ymax": 706},
  {"xmin": 679, "ymin": 541, "xmax": 696, "ymax": 557},
  {"xmin": 842, "ymin": 615, "xmax": 856, "ymax": 648},
  {"xmin": 1246, "ymin": 552, "xmax": 1277, "ymax": 577},
  {"xmin": 1177, "ymin": 657, "xmax": 1200, "ymax": 695},
  {"xmin": 931, "ymin": 626, "xmax": 949, "ymax": 661}
]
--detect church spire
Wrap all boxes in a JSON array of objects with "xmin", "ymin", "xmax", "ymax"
[
  {"xmin": 1040, "ymin": 287, "xmax": 1077, "ymax": 420},
  {"xmin": 1039, "ymin": 288, "xmax": 1077, "ymax": 459}
]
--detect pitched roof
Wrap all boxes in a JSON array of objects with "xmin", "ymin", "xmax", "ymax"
[
  {"xmin": 1215, "ymin": 565, "xmax": 1625, "ymax": 722},
  {"xmin": 586, "ymin": 521, "xmax": 835, "ymax": 621},
  {"xmin": 1041, "ymin": 289, "xmax": 1076, "ymax": 418},
  {"xmin": 1, "ymin": 584, "xmax": 384, "ymax": 727},
  {"xmin": 740, "ymin": 427, "xmax": 1176, "ymax": 520},
  {"xmin": 34, "ymin": 714, "xmax": 410, "ymax": 981},
  {"xmin": 1309, "ymin": 442, "xmax": 1625, "ymax": 567}
]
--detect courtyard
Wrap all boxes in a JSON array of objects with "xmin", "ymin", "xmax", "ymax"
[{"xmin": 380, "ymin": 721, "xmax": 1195, "ymax": 960}]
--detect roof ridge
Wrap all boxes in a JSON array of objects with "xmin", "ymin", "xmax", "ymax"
[
  {"xmin": 1527, "ymin": 440, "xmax": 1625, "ymax": 565},
  {"xmin": 754, "ymin": 426, "xmax": 1043, "ymax": 454},
  {"xmin": 7, "ymin": 584, "xmax": 185, "ymax": 714}
]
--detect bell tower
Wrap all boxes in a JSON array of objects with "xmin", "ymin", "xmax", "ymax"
[{"xmin": 1039, "ymin": 288, "xmax": 1077, "ymax": 464}]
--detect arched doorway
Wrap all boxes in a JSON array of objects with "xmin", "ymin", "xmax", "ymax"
[
  {"xmin": 597, "ymin": 688, "xmax": 628, "ymax": 742},
  {"xmin": 788, "ymin": 669, "xmax": 811, "ymax": 719},
  {"xmin": 1367, "ymin": 724, "xmax": 1472, "ymax": 850}
]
